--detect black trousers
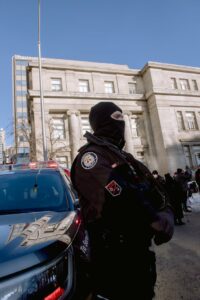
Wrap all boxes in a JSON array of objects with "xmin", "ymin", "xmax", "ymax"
[{"xmin": 91, "ymin": 248, "xmax": 156, "ymax": 300}]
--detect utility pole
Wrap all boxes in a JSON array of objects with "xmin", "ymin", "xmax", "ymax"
[{"xmin": 38, "ymin": 0, "xmax": 48, "ymax": 161}]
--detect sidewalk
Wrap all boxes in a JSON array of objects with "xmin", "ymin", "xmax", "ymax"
[{"xmin": 155, "ymin": 196, "xmax": 200, "ymax": 300}]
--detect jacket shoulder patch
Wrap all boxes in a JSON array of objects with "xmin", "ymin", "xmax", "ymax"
[
  {"xmin": 105, "ymin": 180, "xmax": 122, "ymax": 196},
  {"xmin": 81, "ymin": 152, "xmax": 98, "ymax": 169}
]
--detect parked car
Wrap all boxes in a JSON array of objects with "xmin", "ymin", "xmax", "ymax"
[{"xmin": 0, "ymin": 161, "xmax": 90, "ymax": 300}]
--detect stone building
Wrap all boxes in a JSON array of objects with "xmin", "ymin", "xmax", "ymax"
[
  {"xmin": 0, "ymin": 128, "xmax": 5, "ymax": 164},
  {"xmin": 13, "ymin": 55, "xmax": 200, "ymax": 174}
]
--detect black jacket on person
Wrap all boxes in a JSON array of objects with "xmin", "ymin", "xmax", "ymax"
[
  {"xmin": 195, "ymin": 168, "xmax": 200, "ymax": 187},
  {"xmin": 71, "ymin": 132, "xmax": 174, "ymax": 300},
  {"xmin": 165, "ymin": 174, "xmax": 184, "ymax": 221}
]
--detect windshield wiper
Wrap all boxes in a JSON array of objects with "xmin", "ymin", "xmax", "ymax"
[{"xmin": 0, "ymin": 209, "xmax": 27, "ymax": 215}]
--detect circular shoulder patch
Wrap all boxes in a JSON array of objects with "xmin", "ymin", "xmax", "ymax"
[{"xmin": 81, "ymin": 152, "xmax": 98, "ymax": 169}]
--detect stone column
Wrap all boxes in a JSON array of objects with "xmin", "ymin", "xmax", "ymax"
[
  {"xmin": 124, "ymin": 112, "xmax": 134, "ymax": 154},
  {"xmin": 67, "ymin": 110, "xmax": 80, "ymax": 160}
]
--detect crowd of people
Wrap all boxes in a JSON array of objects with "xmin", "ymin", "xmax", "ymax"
[{"xmin": 152, "ymin": 166, "xmax": 200, "ymax": 226}]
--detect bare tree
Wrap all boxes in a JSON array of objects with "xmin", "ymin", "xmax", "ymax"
[{"xmin": 47, "ymin": 118, "xmax": 68, "ymax": 160}]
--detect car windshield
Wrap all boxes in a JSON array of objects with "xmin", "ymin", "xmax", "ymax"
[{"xmin": 0, "ymin": 170, "xmax": 68, "ymax": 213}]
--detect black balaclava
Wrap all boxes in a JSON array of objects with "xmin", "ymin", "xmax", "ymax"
[{"xmin": 89, "ymin": 102, "xmax": 125, "ymax": 149}]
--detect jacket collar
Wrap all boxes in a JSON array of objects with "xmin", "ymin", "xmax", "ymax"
[{"xmin": 78, "ymin": 131, "xmax": 119, "ymax": 152}]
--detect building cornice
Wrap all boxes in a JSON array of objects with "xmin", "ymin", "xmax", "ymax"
[
  {"xmin": 179, "ymin": 138, "xmax": 200, "ymax": 143},
  {"xmin": 145, "ymin": 89, "xmax": 200, "ymax": 99},
  {"xmin": 141, "ymin": 61, "xmax": 200, "ymax": 75},
  {"xmin": 27, "ymin": 62, "xmax": 140, "ymax": 76},
  {"xmin": 28, "ymin": 90, "xmax": 146, "ymax": 101}
]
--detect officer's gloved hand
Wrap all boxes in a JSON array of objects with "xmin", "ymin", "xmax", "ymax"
[{"xmin": 150, "ymin": 209, "xmax": 174, "ymax": 245}]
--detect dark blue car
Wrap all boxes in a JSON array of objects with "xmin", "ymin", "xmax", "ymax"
[{"xmin": 0, "ymin": 162, "xmax": 90, "ymax": 300}]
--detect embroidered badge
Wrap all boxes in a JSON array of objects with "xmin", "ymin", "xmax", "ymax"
[
  {"xmin": 81, "ymin": 152, "xmax": 98, "ymax": 169},
  {"xmin": 105, "ymin": 180, "xmax": 122, "ymax": 197}
]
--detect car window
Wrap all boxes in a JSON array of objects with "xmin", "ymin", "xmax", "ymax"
[
  {"xmin": 0, "ymin": 171, "xmax": 69, "ymax": 213},
  {"xmin": 62, "ymin": 171, "xmax": 78, "ymax": 203}
]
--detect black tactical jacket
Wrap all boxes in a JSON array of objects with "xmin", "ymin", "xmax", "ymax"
[{"xmin": 71, "ymin": 132, "xmax": 173, "ymax": 249}]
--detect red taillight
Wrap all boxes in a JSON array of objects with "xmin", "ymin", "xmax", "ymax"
[
  {"xmin": 29, "ymin": 162, "xmax": 37, "ymax": 169},
  {"xmin": 29, "ymin": 161, "xmax": 59, "ymax": 169},
  {"xmin": 44, "ymin": 287, "xmax": 64, "ymax": 300},
  {"xmin": 47, "ymin": 161, "xmax": 58, "ymax": 168},
  {"xmin": 75, "ymin": 217, "xmax": 81, "ymax": 225},
  {"xmin": 63, "ymin": 168, "xmax": 71, "ymax": 177}
]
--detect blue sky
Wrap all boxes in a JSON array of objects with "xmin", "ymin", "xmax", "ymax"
[{"xmin": 1, "ymin": 0, "xmax": 200, "ymax": 144}]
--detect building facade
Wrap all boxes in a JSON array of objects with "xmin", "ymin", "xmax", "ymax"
[
  {"xmin": 0, "ymin": 128, "xmax": 5, "ymax": 164},
  {"xmin": 13, "ymin": 55, "xmax": 200, "ymax": 174}
]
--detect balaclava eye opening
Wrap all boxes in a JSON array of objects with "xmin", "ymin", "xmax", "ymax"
[{"xmin": 89, "ymin": 102, "xmax": 125, "ymax": 149}]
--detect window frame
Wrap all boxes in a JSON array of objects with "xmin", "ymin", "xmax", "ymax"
[
  {"xmin": 51, "ymin": 118, "xmax": 66, "ymax": 140},
  {"xmin": 51, "ymin": 78, "xmax": 62, "ymax": 91},
  {"xmin": 176, "ymin": 111, "xmax": 185, "ymax": 131},
  {"xmin": 171, "ymin": 77, "xmax": 178, "ymax": 89},
  {"xmin": 78, "ymin": 80, "xmax": 90, "ymax": 93},
  {"xmin": 192, "ymin": 79, "xmax": 198, "ymax": 91},
  {"xmin": 80, "ymin": 114, "xmax": 91, "ymax": 136},
  {"xmin": 180, "ymin": 79, "xmax": 190, "ymax": 91},
  {"xmin": 185, "ymin": 111, "xmax": 198, "ymax": 130},
  {"xmin": 128, "ymin": 82, "xmax": 136, "ymax": 94},
  {"xmin": 104, "ymin": 81, "xmax": 115, "ymax": 94},
  {"xmin": 130, "ymin": 117, "xmax": 139, "ymax": 137}
]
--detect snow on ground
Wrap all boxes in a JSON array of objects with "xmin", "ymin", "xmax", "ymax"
[{"xmin": 187, "ymin": 193, "xmax": 200, "ymax": 212}]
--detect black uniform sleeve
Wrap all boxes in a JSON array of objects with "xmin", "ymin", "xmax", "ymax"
[{"xmin": 71, "ymin": 150, "xmax": 115, "ymax": 222}]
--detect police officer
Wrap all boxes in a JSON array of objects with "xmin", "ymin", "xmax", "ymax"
[{"xmin": 71, "ymin": 102, "xmax": 174, "ymax": 300}]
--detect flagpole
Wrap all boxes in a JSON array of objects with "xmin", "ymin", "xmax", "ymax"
[{"xmin": 38, "ymin": 0, "xmax": 48, "ymax": 161}]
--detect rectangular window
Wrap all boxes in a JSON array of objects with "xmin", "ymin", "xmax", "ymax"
[
  {"xmin": 79, "ymin": 80, "xmax": 90, "ymax": 92},
  {"xmin": 176, "ymin": 111, "xmax": 185, "ymax": 131},
  {"xmin": 18, "ymin": 135, "xmax": 27, "ymax": 142},
  {"xmin": 52, "ymin": 118, "xmax": 65, "ymax": 139},
  {"xmin": 16, "ymin": 101, "xmax": 27, "ymax": 108},
  {"xmin": 136, "ymin": 151, "xmax": 145, "ymax": 163},
  {"xmin": 16, "ymin": 91, "xmax": 27, "ymax": 96},
  {"xmin": 104, "ymin": 81, "xmax": 114, "ymax": 94},
  {"xmin": 81, "ymin": 115, "xmax": 91, "ymax": 136},
  {"xmin": 180, "ymin": 79, "xmax": 190, "ymax": 90},
  {"xmin": 192, "ymin": 79, "xmax": 198, "ymax": 91},
  {"xmin": 16, "ymin": 112, "xmax": 27, "ymax": 119},
  {"xmin": 185, "ymin": 112, "xmax": 198, "ymax": 130},
  {"xmin": 16, "ymin": 60, "xmax": 28, "ymax": 66},
  {"xmin": 16, "ymin": 70, "xmax": 27, "ymax": 76},
  {"xmin": 183, "ymin": 145, "xmax": 192, "ymax": 168},
  {"xmin": 171, "ymin": 78, "xmax": 178, "ymax": 89},
  {"xmin": 17, "ymin": 123, "xmax": 29, "ymax": 130},
  {"xmin": 16, "ymin": 80, "xmax": 27, "ymax": 86},
  {"xmin": 51, "ymin": 78, "xmax": 62, "ymax": 91},
  {"xmin": 18, "ymin": 147, "xmax": 29, "ymax": 154},
  {"xmin": 130, "ymin": 117, "xmax": 138, "ymax": 137},
  {"xmin": 128, "ymin": 82, "xmax": 136, "ymax": 94}
]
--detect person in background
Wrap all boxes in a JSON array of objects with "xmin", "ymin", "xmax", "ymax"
[
  {"xmin": 174, "ymin": 168, "xmax": 190, "ymax": 212},
  {"xmin": 164, "ymin": 173, "xmax": 185, "ymax": 225},
  {"xmin": 152, "ymin": 170, "xmax": 165, "ymax": 187},
  {"xmin": 185, "ymin": 165, "xmax": 192, "ymax": 181},
  {"xmin": 195, "ymin": 166, "xmax": 200, "ymax": 193},
  {"xmin": 71, "ymin": 102, "xmax": 174, "ymax": 300}
]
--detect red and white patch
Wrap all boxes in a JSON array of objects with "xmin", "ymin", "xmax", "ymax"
[{"xmin": 105, "ymin": 180, "xmax": 122, "ymax": 197}]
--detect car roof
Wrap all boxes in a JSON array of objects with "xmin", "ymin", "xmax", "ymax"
[{"xmin": 0, "ymin": 167, "xmax": 62, "ymax": 176}]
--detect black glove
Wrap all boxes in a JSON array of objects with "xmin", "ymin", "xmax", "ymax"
[{"xmin": 151, "ymin": 209, "xmax": 174, "ymax": 245}]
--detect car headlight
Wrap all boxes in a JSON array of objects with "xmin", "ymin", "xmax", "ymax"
[{"xmin": 0, "ymin": 248, "xmax": 73, "ymax": 300}]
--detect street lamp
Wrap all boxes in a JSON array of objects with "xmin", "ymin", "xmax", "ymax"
[{"xmin": 38, "ymin": 0, "xmax": 48, "ymax": 161}]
